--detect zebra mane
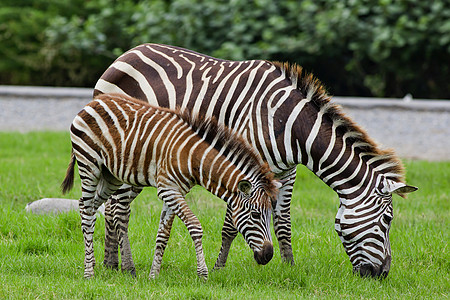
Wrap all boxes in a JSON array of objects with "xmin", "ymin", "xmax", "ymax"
[
  {"xmin": 177, "ymin": 109, "xmax": 278, "ymax": 200},
  {"xmin": 272, "ymin": 62, "xmax": 406, "ymax": 186}
]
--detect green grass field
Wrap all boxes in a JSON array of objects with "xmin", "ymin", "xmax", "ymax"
[{"xmin": 0, "ymin": 132, "xmax": 448, "ymax": 299}]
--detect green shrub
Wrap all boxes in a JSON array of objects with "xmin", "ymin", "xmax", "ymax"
[{"xmin": 0, "ymin": 0, "xmax": 448, "ymax": 98}]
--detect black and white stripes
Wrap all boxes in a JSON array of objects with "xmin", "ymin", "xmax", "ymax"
[
  {"xmin": 61, "ymin": 93, "xmax": 279, "ymax": 279},
  {"xmin": 94, "ymin": 44, "xmax": 417, "ymax": 277}
]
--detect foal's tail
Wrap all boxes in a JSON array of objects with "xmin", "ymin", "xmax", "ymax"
[{"xmin": 61, "ymin": 150, "xmax": 76, "ymax": 194}]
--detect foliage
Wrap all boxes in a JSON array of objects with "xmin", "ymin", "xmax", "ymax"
[{"xmin": 0, "ymin": 0, "xmax": 449, "ymax": 98}]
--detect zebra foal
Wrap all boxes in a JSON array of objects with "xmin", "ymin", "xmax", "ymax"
[{"xmin": 61, "ymin": 93, "xmax": 279, "ymax": 279}]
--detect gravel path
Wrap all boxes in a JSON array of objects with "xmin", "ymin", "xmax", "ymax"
[
  {"xmin": 1, "ymin": 86, "xmax": 449, "ymax": 161},
  {"xmin": 343, "ymin": 107, "xmax": 449, "ymax": 161}
]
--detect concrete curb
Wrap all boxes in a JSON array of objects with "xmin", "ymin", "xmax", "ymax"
[
  {"xmin": 1, "ymin": 85, "xmax": 449, "ymax": 111},
  {"xmin": 0, "ymin": 85, "xmax": 92, "ymax": 98},
  {"xmin": 334, "ymin": 96, "xmax": 450, "ymax": 112}
]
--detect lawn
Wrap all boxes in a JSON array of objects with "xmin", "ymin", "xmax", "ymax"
[{"xmin": 0, "ymin": 132, "xmax": 448, "ymax": 299}]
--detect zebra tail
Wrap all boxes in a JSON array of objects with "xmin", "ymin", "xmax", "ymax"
[{"xmin": 61, "ymin": 150, "xmax": 76, "ymax": 194}]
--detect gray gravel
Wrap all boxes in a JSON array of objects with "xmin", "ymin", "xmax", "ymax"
[
  {"xmin": 1, "ymin": 86, "xmax": 449, "ymax": 161},
  {"xmin": 342, "ymin": 107, "xmax": 449, "ymax": 161},
  {"xmin": 0, "ymin": 86, "xmax": 90, "ymax": 132}
]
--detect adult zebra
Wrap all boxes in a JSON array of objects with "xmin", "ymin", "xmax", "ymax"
[
  {"xmin": 94, "ymin": 43, "xmax": 417, "ymax": 278},
  {"xmin": 61, "ymin": 93, "xmax": 279, "ymax": 279}
]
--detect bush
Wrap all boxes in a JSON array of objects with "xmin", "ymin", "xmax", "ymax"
[{"xmin": 0, "ymin": 0, "xmax": 448, "ymax": 98}]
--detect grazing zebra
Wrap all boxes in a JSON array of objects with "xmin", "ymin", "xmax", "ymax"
[
  {"xmin": 94, "ymin": 44, "xmax": 417, "ymax": 278},
  {"xmin": 61, "ymin": 93, "xmax": 279, "ymax": 279}
]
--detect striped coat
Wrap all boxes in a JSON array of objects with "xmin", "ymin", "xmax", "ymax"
[
  {"xmin": 61, "ymin": 93, "xmax": 279, "ymax": 279},
  {"xmin": 94, "ymin": 44, "xmax": 417, "ymax": 277}
]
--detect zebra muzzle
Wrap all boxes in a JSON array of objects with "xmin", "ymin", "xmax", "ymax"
[
  {"xmin": 354, "ymin": 256, "xmax": 391, "ymax": 279},
  {"xmin": 253, "ymin": 241, "xmax": 274, "ymax": 265}
]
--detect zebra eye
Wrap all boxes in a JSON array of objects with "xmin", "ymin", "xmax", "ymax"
[{"xmin": 251, "ymin": 211, "xmax": 261, "ymax": 219}]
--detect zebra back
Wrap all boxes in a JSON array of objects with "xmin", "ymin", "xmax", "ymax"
[{"xmin": 73, "ymin": 93, "xmax": 277, "ymax": 205}]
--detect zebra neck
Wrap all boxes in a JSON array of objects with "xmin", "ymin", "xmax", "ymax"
[
  {"xmin": 286, "ymin": 92, "xmax": 403, "ymax": 204},
  {"xmin": 292, "ymin": 104, "xmax": 377, "ymax": 199},
  {"xmin": 188, "ymin": 141, "xmax": 243, "ymax": 202},
  {"xmin": 305, "ymin": 127, "xmax": 398, "ymax": 204}
]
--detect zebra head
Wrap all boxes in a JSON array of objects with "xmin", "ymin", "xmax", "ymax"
[
  {"xmin": 230, "ymin": 179, "xmax": 279, "ymax": 265},
  {"xmin": 334, "ymin": 175, "xmax": 417, "ymax": 278}
]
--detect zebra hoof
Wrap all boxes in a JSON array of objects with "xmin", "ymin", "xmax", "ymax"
[
  {"xmin": 212, "ymin": 264, "xmax": 225, "ymax": 271},
  {"xmin": 103, "ymin": 261, "xmax": 119, "ymax": 270},
  {"xmin": 198, "ymin": 274, "xmax": 208, "ymax": 282},
  {"xmin": 197, "ymin": 269, "xmax": 208, "ymax": 281},
  {"xmin": 125, "ymin": 268, "xmax": 137, "ymax": 278},
  {"xmin": 281, "ymin": 256, "xmax": 295, "ymax": 266},
  {"xmin": 149, "ymin": 270, "xmax": 159, "ymax": 280}
]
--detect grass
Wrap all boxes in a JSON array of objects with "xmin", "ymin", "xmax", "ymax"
[{"xmin": 0, "ymin": 131, "xmax": 448, "ymax": 299}]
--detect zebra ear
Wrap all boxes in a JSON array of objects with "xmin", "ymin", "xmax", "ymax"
[
  {"xmin": 393, "ymin": 184, "xmax": 418, "ymax": 195},
  {"xmin": 238, "ymin": 180, "xmax": 253, "ymax": 196},
  {"xmin": 383, "ymin": 179, "xmax": 418, "ymax": 195}
]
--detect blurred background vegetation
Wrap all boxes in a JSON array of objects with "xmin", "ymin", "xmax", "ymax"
[{"xmin": 0, "ymin": 0, "xmax": 449, "ymax": 98}]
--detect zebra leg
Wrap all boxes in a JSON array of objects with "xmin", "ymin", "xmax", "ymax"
[
  {"xmin": 156, "ymin": 186, "xmax": 208, "ymax": 279},
  {"xmin": 79, "ymin": 171, "xmax": 122, "ymax": 278},
  {"xmin": 149, "ymin": 202, "xmax": 175, "ymax": 279},
  {"xmin": 104, "ymin": 185, "xmax": 143, "ymax": 273},
  {"xmin": 79, "ymin": 198, "xmax": 98, "ymax": 279},
  {"xmin": 113, "ymin": 185, "xmax": 143, "ymax": 277},
  {"xmin": 103, "ymin": 197, "xmax": 119, "ymax": 270},
  {"xmin": 213, "ymin": 205, "xmax": 238, "ymax": 270},
  {"xmin": 273, "ymin": 169, "xmax": 297, "ymax": 265}
]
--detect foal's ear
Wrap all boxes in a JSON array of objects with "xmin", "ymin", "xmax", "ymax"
[{"xmin": 238, "ymin": 180, "xmax": 252, "ymax": 196}]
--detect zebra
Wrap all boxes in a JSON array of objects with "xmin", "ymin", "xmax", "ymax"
[
  {"xmin": 94, "ymin": 43, "xmax": 418, "ymax": 278},
  {"xmin": 60, "ymin": 93, "xmax": 280, "ymax": 279}
]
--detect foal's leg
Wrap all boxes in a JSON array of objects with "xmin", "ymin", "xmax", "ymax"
[
  {"xmin": 79, "ymin": 196, "xmax": 99, "ymax": 279},
  {"xmin": 213, "ymin": 205, "xmax": 238, "ymax": 270},
  {"xmin": 104, "ymin": 196, "xmax": 119, "ymax": 269},
  {"xmin": 149, "ymin": 202, "xmax": 175, "ymax": 279},
  {"xmin": 79, "ymin": 173, "xmax": 122, "ymax": 278},
  {"xmin": 156, "ymin": 186, "xmax": 208, "ymax": 279}
]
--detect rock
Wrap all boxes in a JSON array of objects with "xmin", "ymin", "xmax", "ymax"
[{"xmin": 25, "ymin": 198, "xmax": 105, "ymax": 215}]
